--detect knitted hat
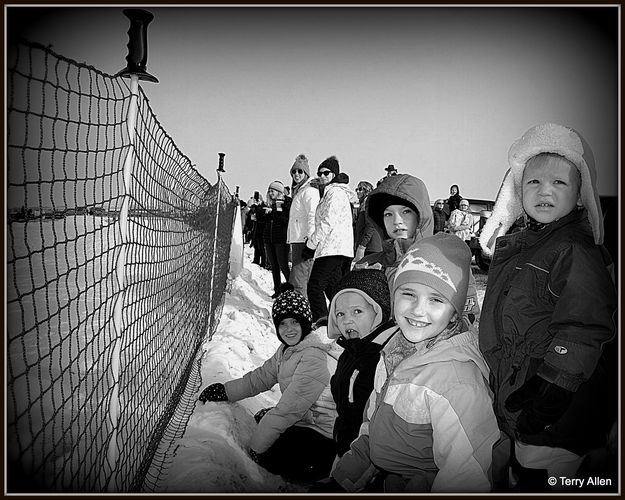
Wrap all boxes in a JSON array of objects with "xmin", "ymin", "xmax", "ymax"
[
  {"xmin": 479, "ymin": 123, "xmax": 604, "ymax": 256},
  {"xmin": 392, "ymin": 232, "xmax": 471, "ymax": 317},
  {"xmin": 318, "ymin": 156, "xmax": 340, "ymax": 176},
  {"xmin": 291, "ymin": 154, "xmax": 310, "ymax": 177},
  {"xmin": 272, "ymin": 287, "xmax": 313, "ymax": 345},
  {"xmin": 268, "ymin": 180, "xmax": 285, "ymax": 194},
  {"xmin": 327, "ymin": 269, "xmax": 391, "ymax": 339},
  {"xmin": 367, "ymin": 193, "xmax": 420, "ymax": 238}
]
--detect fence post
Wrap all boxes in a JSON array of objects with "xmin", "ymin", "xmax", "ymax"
[
  {"xmin": 107, "ymin": 8, "xmax": 158, "ymax": 492},
  {"xmin": 208, "ymin": 153, "xmax": 225, "ymax": 338}
]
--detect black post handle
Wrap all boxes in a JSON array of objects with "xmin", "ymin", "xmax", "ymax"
[{"xmin": 116, "ymin": 9, "xmax": 159, "ymax": 83}]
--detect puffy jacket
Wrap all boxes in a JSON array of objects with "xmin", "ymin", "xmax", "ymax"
[
  {"xmin": 287, "ymin": 178, "xmax": 320, "ymax": 244},
  {"xmin": 224, "ymin": 328, "xmax": 341, "ymax": 453},
  {"xmin": 307, "ymin": 183, "xmax": 357, "ymax": 258},
  {"xmin": 332, "ymin": 329, "xmax": 499, "ymax": 493},
  {"xmin": 479, "ymin": 208, "xmax": 617, "ymax": 454}
]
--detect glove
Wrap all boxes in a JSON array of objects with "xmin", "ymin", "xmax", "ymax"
[
  {"xmin": 198, "ymin": 382, "xmax": 228, "ymax": 403},
  {"xmin": 308, "ymin": 477, "xmax": 346, "ymax": 493},
  {"xmin": 301, "ymin": 245, "xmax": 315, "ymax": 261},
  {"xmin": 505, "ymin": 374, "xmax": 573, "ymax": 435},
  {"xmin": 254, "ymin": 407, "xmax": 273, "ymax": 423}
]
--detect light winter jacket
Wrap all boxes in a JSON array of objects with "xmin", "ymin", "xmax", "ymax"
[
  {"xmin": 448, "ymin": 208, "xmax": 474, "ymax": 242},
  {"xmin": 307, "ymin": 183, "xmax": 357, "ymax": 259},
  {"xmin": 332, "ymin": 329, "xmax": 500, "ymax": 493},
  {"xmin": 287, "ymin": 178, "xmax": 320, "ymax": 244},
  {"xmin": 224, "ymin": 328, "xmax": 341, "ymax": 453}
]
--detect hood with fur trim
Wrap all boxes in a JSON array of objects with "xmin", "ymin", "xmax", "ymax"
[
  {"xmin": 365, "ymin": 174, "xmax": 433, "ymax": 240},
  {"xmin": 480, "ymin": 123, "xmax": 604, "ymax": 256}
]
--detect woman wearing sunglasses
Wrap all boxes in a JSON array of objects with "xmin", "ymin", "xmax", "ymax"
[
  {"xmin": 302, "ymin": 156, "xmax": 357, "ymax": 322},
  {"xmin": 286, "ymin": 154, "xmax": 320, "ymax": 299}
]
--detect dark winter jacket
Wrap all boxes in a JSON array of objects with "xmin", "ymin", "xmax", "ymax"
[
  {"xmin": 432, "ymin": 207, "xmax": 448, "ymax": 234},
  {"xmin": 447, "ymin": 193, "xmax": 462, "ymax": 214},
  {"xmin": 261, "ymin": 196, "xmax": 292, "ymax": 244},
  {"xmin": 331, "ymin": 321, "xmax": 399, "ymax": 457},
  {"xmin": 479, "ymin": 209, "xmax": 617, "ymax": 454},
  {"xmin": 353, "ymin": 200, "xmax": 383, "ymax": 254}
]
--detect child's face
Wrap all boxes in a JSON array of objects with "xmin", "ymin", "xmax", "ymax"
[
  {"xmin": 394, "ymin": 283, "xmax": 456, "ymax": 344},
  {"xmin": 522, "ymin": 156, "xmax": 581, "ymax": 224},
  {"xmin": 450, "ymin": 186, "xmax": 458, "ymax": 195},
  {"xmin": 383, "ymin": 205, "xmax": 419, "ymax": 240},
  {"xmin": 334, "ymin": 292, "xmax": 378, "ymax": 339},
  {"xmin": 278, "ymin": 317, "xmax": 303, "ymax": 346}
]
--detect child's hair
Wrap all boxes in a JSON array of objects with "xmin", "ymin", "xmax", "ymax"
[
  {"xmin": 525, "ymin": 152, "xmax": 582, "ymax": 192},
  {"xmin": 272, "ymin": 284, "xmax": 313, "ymax": 345},
  {"xmin": 327, "ymin": 269, "xmax": 391, "ymax": 339}
]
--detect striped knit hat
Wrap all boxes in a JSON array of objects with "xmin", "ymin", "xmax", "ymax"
[
  {"xmin": 272, "ymin": 287, "xmax": 313, "ymax": 345},
  {"xmin": 327, "ymin": 269, "xmax": 391, "ymax": 339},
  {"xmin": 392, "ymin": 232, "xmax": 471, "ymax": 317},
  {"xmin": 268, "ymin": 180, "xmax": 285, "ymax": 194}
]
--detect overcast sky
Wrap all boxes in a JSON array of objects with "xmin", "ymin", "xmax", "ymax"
[{"xmin": 8, "ymin": 6, "xmax": 619, "ymax": 202}]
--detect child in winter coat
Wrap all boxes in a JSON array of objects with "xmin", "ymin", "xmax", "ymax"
[
  {"xmin": 448, "ymin": 198, "xmax": 474, "ymax": 242},
  {"xmin": 198, "ymin": 286, "xmax": 341, "ymax": 483},
  {"xmin": 326, "ymin": 268, "xmax": 399, "ymax": 457},
  {"xmin": 313, "ymin": 233, "xmax": 500, "ymax": 493},
  {"xmin": 355, "ymin": 173, "xmax": 480, "ymax": 324},
  {"xmin": 478, "ymin": 123, "xmax": 617, "ymax": 492}
]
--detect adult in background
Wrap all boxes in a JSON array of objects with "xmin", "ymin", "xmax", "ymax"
[
  {"xmin": 352, "ymin": 181, "xmax": 383, "ymax": 264},
  {"xmin": 261, "ymin": 181, "xmax": 292, "ymax": 298},
  {"xmin": 287, "ymin": 154, "xmax": 320, "ymax": 299},
  {"xmin": 246, "ymin": 192, "xmax": 267, "ymax": 268},
  {"xmin": 432, "ymin": 198, "xmax": 448, "ymax": 234},
  {"xmin": 448, "ymin": 198, "xmax": 474, "ymax": 244},
  {"xmin": 447, "ymin": 184, "xmax": 463, "ymax": 214},
  {"xmin": 303, "ymin": 156, "xmax": 357, "ymax": 322}
]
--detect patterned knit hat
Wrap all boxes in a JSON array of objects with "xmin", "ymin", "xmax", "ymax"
[
  {"xmin": 317, "ymin": 156, "xmax": 340, "ymax": 176},
  {"xmin": 272, "ymin": 287, "xmax": 313, "ymax": 345},
  {"xmin": 392, "ymin": 232, "xmax": 471, "ymax": 317},
  {"xmin": 327, "ymin": 269, "xmax": 391, "ymax": 339},
  {"xmin": 291, "ymin": 154, "xmax": 310, "ymax": 177},
  {"xmin": 268, "ymin": 180, "xmax": 285, "ymax": 195}
]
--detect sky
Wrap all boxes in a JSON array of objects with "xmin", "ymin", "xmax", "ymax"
[{"xmin": 7, "ymin": 5, "xmax": 619, "ymax": 203}]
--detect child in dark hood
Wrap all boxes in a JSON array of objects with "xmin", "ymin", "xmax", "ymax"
[
  {"xmin": 198, "ymin": 286, "xmax": 340, "ymax": 483},
  {"xmin": 355, "ymin": 173, "xmax": 480, "ymax": 324},
  {"xmin": 479, "ymin": 123, "xmax": 617, "ymax": 492}
]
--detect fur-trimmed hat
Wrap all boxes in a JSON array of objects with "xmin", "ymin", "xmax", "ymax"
[
  {"xmin": 327, "ymin": 269, "xmax": 391, "ymax": 339},
  {"xmin": 480, "ymin": 123, "xmax": 604, "ymax": 256},
  {"xmin": 393, "ymin": 232, "xmax": 471, "ymax": 318},
  {"xmin": 272, "ymin": 285, "xmax": 313, "ymax": 345},
  {"xmin": 268, "ymin": 180, "xmax": 285, "ymax": 195},
  {"xmin": 318, "ymin": 156, "xmax": 340, "ymax": 177},
  {"xmin": 291, "ymin": 154, "xmax": 310, "ymax": 177}
]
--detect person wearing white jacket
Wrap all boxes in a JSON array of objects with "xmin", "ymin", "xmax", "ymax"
[
  {"xmin": 303, "ymin": 156, "xmax": 357, "ymax": 321},
  {"xmin": 286, "ymin": 154, "xmax": 320, "ymax": 299}
]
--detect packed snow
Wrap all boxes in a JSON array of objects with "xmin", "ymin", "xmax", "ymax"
[{"xmin": 157, "ymin": 246, "xmax": 486, "ymax": 493}]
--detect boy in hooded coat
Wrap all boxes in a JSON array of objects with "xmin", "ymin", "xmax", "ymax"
[
  {"xmin": 355, "ymin": 173, "xmax": 480, "ymax": 324},
  {"xmin": 198, "ymin": 286, "xmax": 341, "ymax": 483},
  {"xmin": 478, "ymin": 123, "xmax": 617, "ymax": 492}
]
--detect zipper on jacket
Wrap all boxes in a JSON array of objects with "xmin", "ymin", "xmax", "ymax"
[{"xmin": 348, "ymin": 369, "xmax": 359, "ymax": 403}]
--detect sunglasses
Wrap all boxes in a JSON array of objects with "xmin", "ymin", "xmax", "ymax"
[
  {"xmin": 291, "ymin": 169, "xmax": 305, "ymax": 175},
  {"xmin": 317, "ymin": 170, "xmax": 332, "ymax": 177},
  {"xmin": 460, "ymin": 205, "xmax": 469, "ymax": 209}
]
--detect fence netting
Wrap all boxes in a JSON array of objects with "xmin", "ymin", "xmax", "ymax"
[{"xmin": 6, "ymin": 39, "xmax": 237, "ymax": 493}]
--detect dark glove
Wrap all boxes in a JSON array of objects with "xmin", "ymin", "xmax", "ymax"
[
  {"xmin": 254, "ymin": 407, "xmax": 273, "ymax": 423},
  {"xmin": 301, "ymin": 245, "xmax": 315, "ymax": 261},
  {"xmin": 308, "ymin": 477, "xmax": 346, "ymax": 493},
  {"xmin": 505, "ymin": 374, "xmax": 573, "ymax": 435},
  {"xmin": 198, "ymin": 382, "xmax": 228, "ymax": 403}
]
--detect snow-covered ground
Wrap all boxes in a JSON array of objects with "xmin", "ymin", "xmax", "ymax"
[{"xmin": 158, "ymin": 246, "xmax": 487, "ymax": 493}]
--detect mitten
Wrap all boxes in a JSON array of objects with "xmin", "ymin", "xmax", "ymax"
[
  {"xmin": 301, "ymin": 245, "xmax": 315, "ymax": 261},
  {"xmin": 254, "ymin": 407, "xmax": 273, "ymax": 423},
  {"xmin": 308, "ymin": 477, "xmax": 346, "ymax": 493},
  {"xmin": 505, "ymin": 374, "xmax": 573, "ymax": 435},
  {"xmin": 198, "ymin": 382, "xmax": 228, "ymax": 403}
]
